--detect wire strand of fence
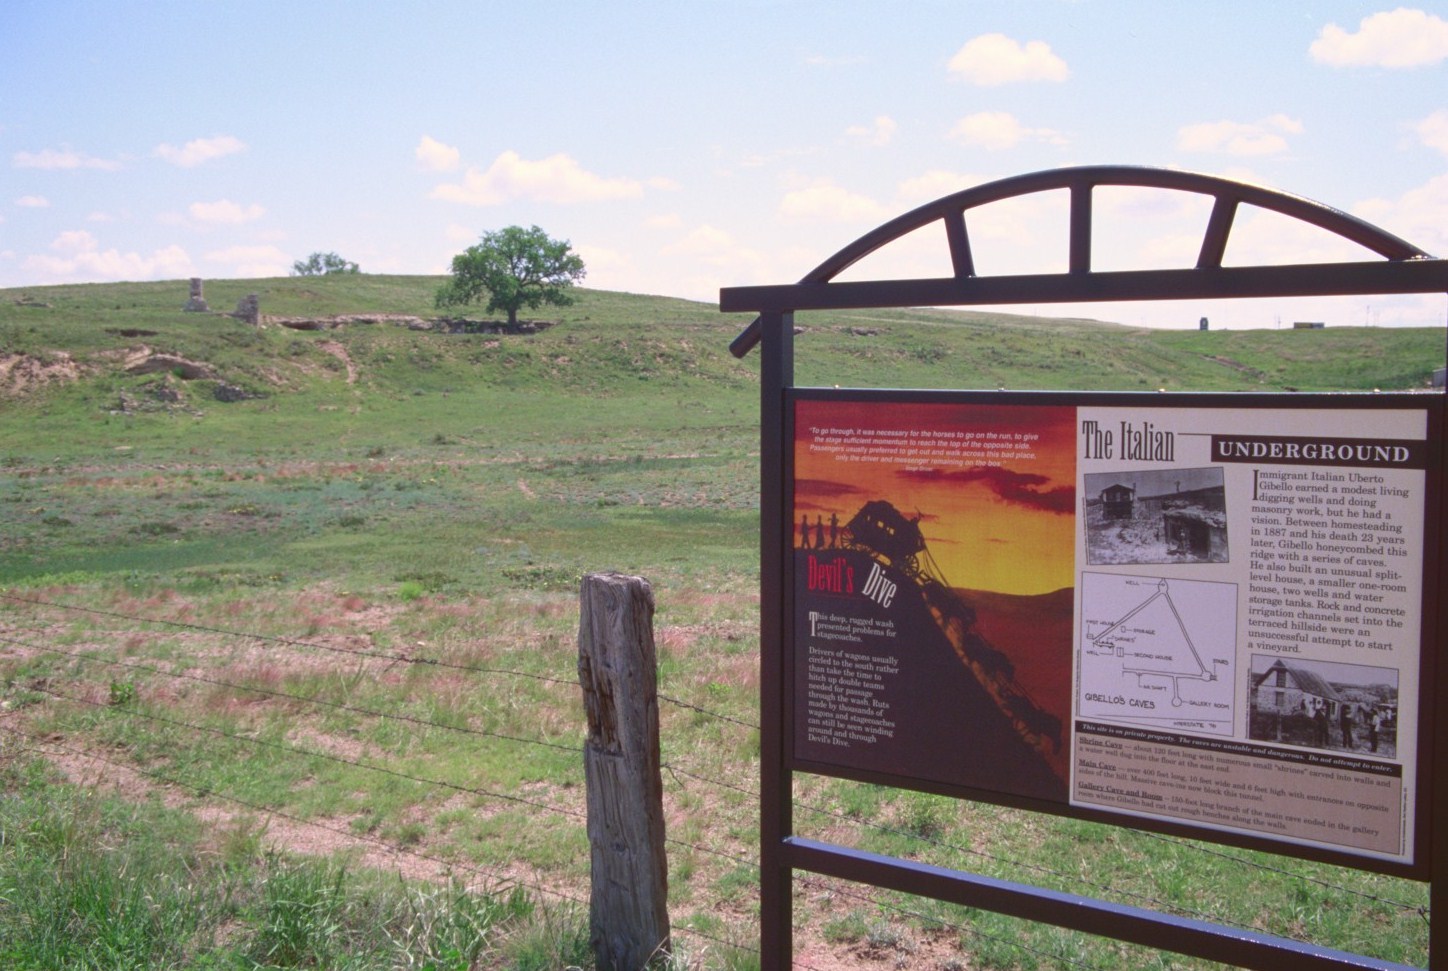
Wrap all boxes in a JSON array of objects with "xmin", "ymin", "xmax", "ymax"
[
  {"xmin": 0, "ymin": 724, "xmax": 590, "ymax": 911},
  {"xmin": 664, "ymin": 923, "xmax": 766, "ymax": 968},
  {"xmin": 0, "ymin": 632, "xmax": 583, "ymax": 756},
  {"xmin": 18, "ymin": 681, "xmax": 591, "ymax": 825},
  {"xmin": 656, "ymin": 693, "xmax": 758, "ymax": 729},
  {"xmin": 0, "ymin": 591, "xmax": 759, "ymax": 732},
  {"xmin": 0, "ymin": 711, "xmax": 1231, "ymax": 971},
  {"xmin": 4, "ymin": 709, "xmax": 787, "ymax": 970},
  {"xmin": 11, "ymin": 675, "xmax": 761, "ymax": 900},
  {"xmin": 0, "ymin": 590, "xmax": 577, "ymax": 684},
  {"xmin": 4, "ymin": 591, "xmax": 1427, "ymax": 932}
]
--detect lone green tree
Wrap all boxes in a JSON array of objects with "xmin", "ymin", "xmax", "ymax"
[
  {"xmin": 436, "ymin": 225, "xmax": 586, "ymax": 327},
  {"xmin": 291, "ymin": 251, "xmax": 360, "ymax": 275}
]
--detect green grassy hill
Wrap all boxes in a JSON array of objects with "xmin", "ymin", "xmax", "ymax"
[
  {"xmin": 1, "ymin": 277, "xmax": 1435, "ymax": 968},
  {"xmin": 1, "ymin": 275, "xmax": 1443, "ymax": 592}
]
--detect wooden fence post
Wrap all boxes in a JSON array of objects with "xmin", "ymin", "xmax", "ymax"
[{"xmin": 578, "ymin": 572, "xmax": 671, "ymax": 971}]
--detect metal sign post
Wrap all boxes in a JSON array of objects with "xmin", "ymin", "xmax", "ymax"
[{"xmin": 723, "ymin": 166, "xmax": 1448, "ymax": 970}]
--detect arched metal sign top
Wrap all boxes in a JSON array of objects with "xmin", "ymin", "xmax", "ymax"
[
  {"xmin": 726, "ymin": 165, "xmax": 1446, "ymax": 357},
  {"xmin": 728, "ymin": 165, "xmax": 1448, "ymax": 971}
]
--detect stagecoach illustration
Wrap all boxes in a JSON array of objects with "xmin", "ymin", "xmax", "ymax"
[{"xmin": 838, "ymin": 500, "xmax": 1062, "ymax": 759}]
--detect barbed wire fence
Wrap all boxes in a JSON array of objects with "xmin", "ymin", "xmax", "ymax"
[{"xmin": 0, "ymin": 589, "xmax": 1429, "ymax": 969}]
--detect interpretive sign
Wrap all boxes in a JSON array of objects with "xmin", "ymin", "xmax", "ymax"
[
  {"xmin": 790, "ymin": 389, "xmax": 1437, "ymax": 873},
  {"xmin": 730, "ymin": 166, "xmax": 1448, "ymax": 970}
]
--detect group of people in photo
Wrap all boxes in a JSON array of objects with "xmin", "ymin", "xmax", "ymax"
[{"xmin": 1311, "ymin": 698, "xmax": 1391, "ymax": 754}]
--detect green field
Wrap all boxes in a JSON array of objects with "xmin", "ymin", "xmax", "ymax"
[{"xmin": 0, "ymin": 276, "xmax": 1439, "ymax": 969}]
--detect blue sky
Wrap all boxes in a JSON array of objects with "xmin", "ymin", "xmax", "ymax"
[{"xmin": 3, "ymin": 1, "xmax": 1446, "ymax": 329}]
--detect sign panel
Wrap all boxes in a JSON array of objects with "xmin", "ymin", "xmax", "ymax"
[{"xmin": 789, "ymin": 390, "xmax": 1437, "ymax": 872}]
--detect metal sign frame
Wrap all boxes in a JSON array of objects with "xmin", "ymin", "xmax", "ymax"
[{"xmin": 720, "ymin": 166, "xmax": 1448, "ymax": 970}]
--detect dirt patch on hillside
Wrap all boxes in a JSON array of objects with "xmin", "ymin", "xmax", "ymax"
[
  {"xmin": 271, "ymin": 313, "xmax": 429, "ymax": 331},
  {"xmin": 1206, "ymin": 354, "xmax": 1269, "ymax": 382},
  {"xmin": 317, "ymin": 341, "xmax": 358, "ymax": 383},
  {"xmin": 121, "ymin": 346, "xmax": 218, "ymax": 380},
  {"xmin": 0, "ymin": 351, "xmax": 82, "ymax": 396}
]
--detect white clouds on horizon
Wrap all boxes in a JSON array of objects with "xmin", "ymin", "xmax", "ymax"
[
  {"xmin": 778, "ymin": 181, "xmax": 891, "ymax": 224},
  {"xmin": 1355, "ymin": 171, "xmax": 1448, "ymax": 256},
  {"xmin": 1177, "ymin": 115, "xmax": 1303, "ymax": 157},
  {"xmin": 429, "ymin": 150, "xmax": 645, "ymax": 206},
  {"xmin": 155, "ymin": 135, "xmax": 246, "ymax": 167},
  {"xmin": 188, "ymin": 199, "xmax": 266, "ymax": 225},
  {"xmin": 415, "ymin": 135, "xmax": 461, "ymax": 172},
  {"xmin": 16, "ymin": 195, "xmax": 50, "ymax": 208},
  {"xmin": 13, "ymin": 147, "xmax": 122, "ymax": 171},
  {"xmin": 948, "ymin": 33, "xmax": 1069, "ymax": 86},
  {"xmin": 572, "ymin": 241, "xmax": 630, "ymax": 279},
  {"xmin": 949, "ymin": 111, "xmax": 1067, "ymax": 151},
  {"xmin": 1413, "ymin": 109, "xmax": 1448, "ymax": 157},
  {"xmin": 1310, "ymin": 8, "xmax": 1448, "ymax": 68},
  {"xmin": 895, "ymin": 170, "xmax": 985, "ymax": 204},
  {"xmin": 22, "ymin": 229, "xmax": 192, "ymax": 281},
  {"xmin": 659, "ymin": 224, "xmax": 765, "ymax": 276},
  {"xmin": 203, "ymin": 244, "xmax": 290, "ymax": 277}
]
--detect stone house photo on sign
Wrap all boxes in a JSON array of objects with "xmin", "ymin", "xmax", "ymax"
[
  {"xmin": 1248, "ymin": 656, "xmax": 1398, "ymax": 758},
  {"xmin": 1084, "ymin": 467, "xmax": 1228, "ymax": 565}
]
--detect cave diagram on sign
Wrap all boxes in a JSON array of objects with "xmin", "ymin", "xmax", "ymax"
[{"xmin": 1078, "ymin": 573, "xmax": 1236, "ymax": 734}]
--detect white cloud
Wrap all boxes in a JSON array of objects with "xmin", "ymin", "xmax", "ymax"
[
  {"xmin": 430, "ymin": 150, "xmax": 644, "ymax": 206},
  {"xmin": 948, "ymin": 33, "xmax": 1069, "ymax": 86},
  {"xmin": 13, "ymin": 147, "xmax": 121, "ymax": 171},
  {"xmin": 661, "ymin": 224, "xmax": 764, "ymax": 269},
  {"xmin": 1414, "ymin": 109, "xmax": 1448, "ymax": 156},
  {"xmin": 846, "ymin": 115, "xmax": 897, "ymax": 147},
  {"xmin": 445, "ymin": 223, "xmax": 477, "ymax": 243},
  {"xmin": 22, "ymin": 230, "xmax": 192, "ymax": 281},
  {"xmin": 1223, "ymin": 205, "xmax": 1387, "ymax": 267},
  {"xmin": 778, "ymin": 181, "xmax": 890, "ymax": 223},
  {"xmin": 1177, "ymin": 115, "xmax": 1303, "ymax": 156},
  {"xmin": 1094, "ymin": 184, "xmax": 1212, "ymax": 221},
  {"xmin": 948, "ymin": 111, "xmax": 1066, "ymax": 151},
  {"xmin": 203, "ymin": 244, "xmax": 290, "ymax": 277},
  {"xmin": 896, "ymin": 170, "xmax": 984, "ymax": 204},
  {"xmin": 154, "ymin": 135, "xmax": 246, "ymax": 167},
  {"xmin": 1310, "ymin": 8, "xmax": 1448, "ymax": 67},
  {"xmin": 50, "ymin": 230, "xmax": 97, "ymax": 254},
  {"xmin": 415, "ymin": 135, "xmax": 460, "ymax": 172},
  {"xmin": 646, "ymin": 212, "xmax": 684, "ymax": 230},
  {"xmin": 573, "ymin": 242, "xmax": 631, "ymax": 279},
  {"xmin": 16, "ymin": 195, "xmax": 50, "ymax": 208},
  {"xmin": 1355, "ymin": 172, "xmax": 1448, "ymax": 256},
  {"xmin": 188, "ymin": 200, "xmax": 265, "ymax": 225}
]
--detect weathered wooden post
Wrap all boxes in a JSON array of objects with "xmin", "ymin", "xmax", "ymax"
[{"xmin": 578, "ymin": 572, "xmax": 671, "ymax": 970}]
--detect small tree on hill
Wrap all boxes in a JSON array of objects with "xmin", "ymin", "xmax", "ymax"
[
  {"xmin": 435, "ymin": 225, "xmax": 586, "ymax": 326},
  {"xmin": 292, "ymin": 251, "xmax": 360, "ymax": 276}
]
